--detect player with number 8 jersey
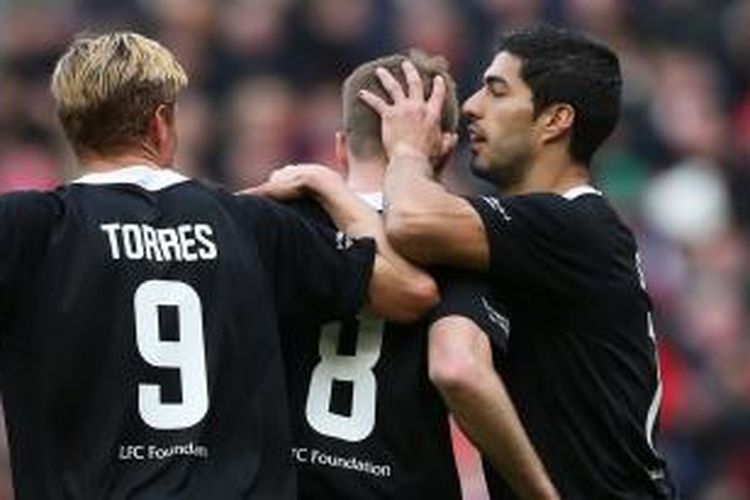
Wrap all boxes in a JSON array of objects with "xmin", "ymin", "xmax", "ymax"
[
  {"xmin": 261, "ymin": 52, "xmax": 531, "ymax": 500},
  {"xmin": 0, "ymin": 32, "xmax": 427, "ymax": 500},
  {"xmin": 280, "ymin": 198, "xmax": 468, "ymax": 500}
]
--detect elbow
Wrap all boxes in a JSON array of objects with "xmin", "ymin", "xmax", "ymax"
[
  {"xmin": 412, "ymin": 273, "xmax": 440, "ymax": 313},
  {"xmin": 428, "ymin": 318, "xmax": 485, "ymax": 396},
  {"xmin": 429, "ymin": 350, "xmax": 481, "ymax": 397},
  {"xmin": 389, "ymin": 275, "xmax": 440, "ymax": 323},
  {"xmin": 404, "ymin": 275, "xmax": 440, "ymax": 321},
  {"xmin": 368, "ymin": 261, "xmax": 439, "ymax": 323}
]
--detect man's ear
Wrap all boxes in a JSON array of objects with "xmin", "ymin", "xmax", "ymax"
[
  {"xmin": 151, "ymin": 104, "xmax": 174, "ymax": 143},
  {"xmin": 538, "ymin": 103, "xmax": 575, "ymax": 145},
  {"xmin": 334, "ymin": 130, "xmax": 350, "ymax": 177},
  {"xmin": 434, "ymin": 132, "xmax": 458, "ymax": 177},
  {"xmin": 145, "ymin": 103, "xmax": 176, "ymax": 165}
]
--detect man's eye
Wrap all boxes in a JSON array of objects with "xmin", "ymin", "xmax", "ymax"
[{"xmin": 487, "ymin": 84, "xmax": 505, "ymax": 97}]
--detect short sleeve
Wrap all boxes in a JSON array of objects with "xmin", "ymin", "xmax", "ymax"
[
  {"xmin": 466, "ymin": 193, "xmax": 602, "ymax": 301},
  {"xmin": 234, "ymin": 195, "xmax": 375, "ymax": 324},
  {"xmin": 428, "ymin": 269, "xmax": 510, "ymax": 358},
  {"xmin": 0, "ymin": 191, "xmax": 61, "ymax": 324}
]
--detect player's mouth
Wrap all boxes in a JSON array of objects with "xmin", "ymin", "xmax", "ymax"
[
  {"xmin": 468, "ymin": 125, "xmax": 487, "ymax": 150},
  {"xmin": 468, "ymin": 125, "xmax": 485, "ymax": 141}
]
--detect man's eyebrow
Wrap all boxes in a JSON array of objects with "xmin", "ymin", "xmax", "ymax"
[{"xmin": 483, "ymin": 75, "xmax": 509, "ymax": 87}]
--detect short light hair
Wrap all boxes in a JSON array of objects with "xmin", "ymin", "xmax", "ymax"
[
  {"xmin": 51, "ymin": 32, "xmax": 188, "ymax": 156},
  {"xmin": 342, "ymin": 50, "xmax": 459, "ymax": 160}
]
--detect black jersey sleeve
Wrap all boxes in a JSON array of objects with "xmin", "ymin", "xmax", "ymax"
[
  {"xmin": 466, "ymin": 193, "xmax": 603, "ymax": 301},
  {"xmin": 428, "ymin": 269, "xmax": 510, "ymax": 357},
  {"xmin": 281, "ymin": 197, "xmax": 335, "ymax": 226},
  {"xmin": 235, "ymin": 194, "xmax": 376, "ymax": 324},
  {"xmin": 0, "ymin": 191, "xmax": 61, "ymax": 325}
]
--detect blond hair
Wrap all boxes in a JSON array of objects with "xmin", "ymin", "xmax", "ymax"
[
  {"xmin": 51, "ymin": 32, "xmax": 188, "ymax": 156},
  {"xmin": 342, "ymin": 50, "xmax": 459, "ymax": 160}
]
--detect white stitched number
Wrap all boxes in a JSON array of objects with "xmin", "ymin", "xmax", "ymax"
[
  {"xmin": 134, "ymin": 280, "xmax": 209, "ymax": 430},
  {"xmin": 305, "ymin": 314, "xmax": 384, "ymax": 442}
]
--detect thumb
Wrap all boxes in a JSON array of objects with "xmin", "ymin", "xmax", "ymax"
[
  {"xmin": 237, "ymin": 186, "xmax": 261, "ymax": 195},
  {"xmin": 239, "ymin": 184, "xmax": 275, "ymax": 197},
  {"xmin": 441, "ymin": 132, "xmax": 459, "ymax": 157}
]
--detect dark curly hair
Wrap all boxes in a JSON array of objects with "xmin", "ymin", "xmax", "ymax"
[{"xmin": 497, "ymin": 24, "xmax": 622, "ymax": 165}]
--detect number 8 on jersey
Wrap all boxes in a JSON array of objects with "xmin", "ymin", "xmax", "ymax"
[{"xmin": 305, "ymin": 314, "xmax": 384, "ymax": 442}]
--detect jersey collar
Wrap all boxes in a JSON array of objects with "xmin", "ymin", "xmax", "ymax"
[
  {"xmin": 561, "ymin": 185, "xmax": 602, "ymax": 200},
  {"xmin": 72, "ymin": 165, "xmax": 189, "ymax": 191}
]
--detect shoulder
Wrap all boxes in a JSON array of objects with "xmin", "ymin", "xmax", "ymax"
[
  {"xmin": 486, "ymin": 189, "xmax": 620, "ymax": 233},
  {"xmin": 0, "ymin": 190, "xmax": 64, "ymax": 265},
  {"xmin": 281, "ymin": 198, "xmax": 334, "ymax": 227},
  {"xmin": 556, "ymin": 191, "xmax": 634, "ymax": 246},
  {"xmin": 0, "ymin": 189, "xmax": 62, "ymax": 207},
  {"xmin": 525, "ymin": 191, "xmax": 640, "ymax": 270},
  {"xmin": 0, "ymin": 189, "xmax": 64, "ymax": 226},
  {"xmin": 470, "ymin": 189, "xmax": 634, "ymax": 259},
  {"xmin": 512, "ymin": 190, "xmax": 609, "ymax": 222},
  {"xmin": 232, "ymin": 193, "xmax": 306, "ymax": 223},
  {"xmin": 230, "ymin": 194, "xmax": 336, "ymax": 246},
  {"xmin": 232, "ymin": 194, "xmax": 336, "ymax": 229}
]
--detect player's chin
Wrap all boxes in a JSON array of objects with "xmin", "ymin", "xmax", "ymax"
[{"xmin": 469, "ymin": 155, "xmax": 491, "ymax": 177}]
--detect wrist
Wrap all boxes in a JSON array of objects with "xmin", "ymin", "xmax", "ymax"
[
  {"xmin": 390, "ymin": 142, "xmax": 430, "ymax": 162},
  {"xmin": 304, "ymin": 168, "xmax": 344, "ymax": 199},
  {"xmin": 389, "ymin": 147, "xmax": 435, "ymax": 178},
  {"xmin": 306, "ymin": 174, "xmax": 379, "ymax": 235}
]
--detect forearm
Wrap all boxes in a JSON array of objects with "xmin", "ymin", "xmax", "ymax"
[
  {"xmin": 383, "ymin": 151, "xmax": 445, "ymax": 261},
  {"xmin": 306, "ymin": 172, "xmax": 420, "ymax": 276},
  {"xmin": 444, "ymin": 370, "xmax": 558, "ymax": 500},
  {"xmin": 429, "ymin": 318, "xmax": 558, "ymax": 499},
  {"xmin": 384, "ymin": 150, "xmax": 440, "ymax": 216},
  {"xmin": 383, "ymin": 152, "xmax": 489, "ymax": 269},
  {"xmin": 308, "ymin": 175, "xmax": 382, "ymax": 239},
  {"xmin": 358, "ymin": 60, "xmax": 489, "ymax": 267},
  {"xmin": 305, "ymin": 173, "xmax": 439, "ymax": 321}
]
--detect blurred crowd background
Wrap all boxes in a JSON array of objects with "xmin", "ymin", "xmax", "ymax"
[{"xmin": 0, "ymin": 0, "xmax": 749, "ymax": 499}]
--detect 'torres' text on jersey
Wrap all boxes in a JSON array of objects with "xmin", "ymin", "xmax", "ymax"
[{"xmin": 100, "ymin": 223, "xmax": 218, "ymax": 261}]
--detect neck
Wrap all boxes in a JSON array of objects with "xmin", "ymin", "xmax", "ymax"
[
  {"xmin": 78, "ymin": 149, "xmax": 167, "ymax": 174},
  {"xmin": 507, "ymin": 151, "xmax": 590, "ymax": 196},
  {"xmin": 345, "ymin": 156, "xmax": 387, "ymax": 194}
]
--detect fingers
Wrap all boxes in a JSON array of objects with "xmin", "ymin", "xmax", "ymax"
[
  {"xmin": 361, "ymin": 63, "xmax": 441, "ymax": 116},
  {"xmin": 402, "ymin": 60, "xmax": 424, "ymax": 100},
  {"xmin": 239, "ymin": 185, "xmax": 268, "ymax": 196},
  {"xmin": 273, "ymin": 164, "xmax": 340, "ymax": 187},
  {"xmin": 268, "ymin": 169, "xmax": 288, "ymax": 183},
  {"xmin": 359, "ymin": 89, "xmax": 389, "ymax": 115},
  {"xmin": 375, "ymin": 66, "xmax": 406, "ymax": 102},
  {"xmin": 243, "ymin": 181, "xmax": 301, "ymax": 200},
  {"xmin": 240, "ymin": 164, "xmax": 336, "ymax": 199},
  {"xmin": 426, "ymin": 75, "xmax": 446, "ymax": 120},
  {"xmin": 293, "ymin": 162, "xmax": 330, "ymax": 170}
]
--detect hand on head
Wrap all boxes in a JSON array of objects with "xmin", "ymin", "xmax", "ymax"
[{"xmin": 359, "ymin": 60, "xmax": 458, "ymax": 171}]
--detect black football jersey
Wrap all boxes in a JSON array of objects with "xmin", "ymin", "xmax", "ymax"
[
  {"xmin": 0, "ymin": 166, "xmax": 375, "ymax": 500},
  {"xmin": 280, "ymin": 197, "xmax": 505, "ymax": 500},
  {"xmin": 466, "ymin": 186, "xmax": 676, "ymax": 499}
]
